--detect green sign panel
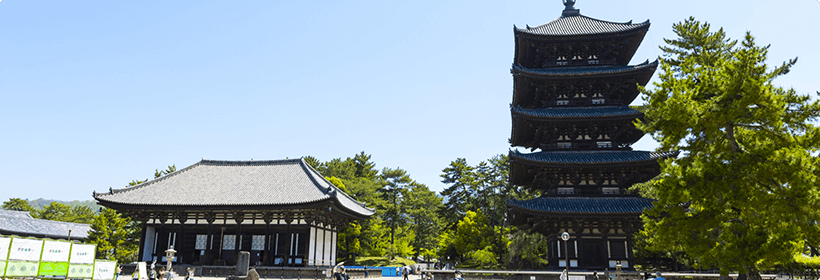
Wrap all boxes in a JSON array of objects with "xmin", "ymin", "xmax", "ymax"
[
  {"xmin": 39, "ymin": 261, "xmax": 70, "ymax": 277},
  {"xmin": 68, "ymin": 263, "xmax": 95, "ymax": 278},
  {"xmin": 1, "ymin": 260, "xmax": 6, "ymax": 278},
  {"xmin": 5, "ymin": 260, "xmax": 39, "ymax": 277}
]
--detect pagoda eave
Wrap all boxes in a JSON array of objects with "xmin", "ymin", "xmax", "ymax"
[{"xmin": 511, "ymin": 60, "xmax": 657, "ymax": 80}]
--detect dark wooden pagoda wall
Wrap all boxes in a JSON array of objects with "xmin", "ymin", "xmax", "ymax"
[
  {"xmin": 515, "ymin": 38, "xmax": 631, "ymax": 68},
  {"xmin": 515, "ymin": 120, "xmax": 644, "ymax": 151},
  {"xmin": 524, "ymin": 215, "xmax": 642, "ymax": 269},
  {"xmin": 517, "ymin": 164, "xmax": 660, "ymax": 195},
  {"xmin": 513, "ymin": 76, "xmax": 641, "ymax": 108}
]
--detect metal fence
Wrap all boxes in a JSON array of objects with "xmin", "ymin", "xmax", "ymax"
[{"xmin": 422, "ymin": 270, "xmax": 778, "ymax": 280}]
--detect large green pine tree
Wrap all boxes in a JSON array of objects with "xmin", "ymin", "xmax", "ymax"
[
  {"xmin": 637, "ymin": 17, "xmax": 820, "ymax": 279},
  {"xmin": 87, "ymin": 208, "xmax": 139, "ymax": 263}
]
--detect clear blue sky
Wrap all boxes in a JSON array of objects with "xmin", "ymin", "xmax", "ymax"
[{"xmin": 1, "ymin": 0, "xmax": 818, "ymax": 203}]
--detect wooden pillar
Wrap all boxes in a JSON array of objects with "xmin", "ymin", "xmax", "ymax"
[
  {"xmin": 138, "ymin": 222, "xmax": 148, "ymax": 262},
  {"xmin": 234, "ymin": 211, "xmax": 244, "ymax": 264},
  {"xmin": 205, "ymin": 212, "xmax": 215, "ymax": 263},
  {"xmin": 284, "ymin": 212, "xmax": 292, "ymax": 267},
  {"xmin": 263, "ymin": 211, "xmax": 273, "ymax": 266},
  {"xmin": 156, "ymin": 212, "xmax": 167, "ymax": 262},
  {"xmin": 177, "ymin": 212, "xmax": 187, "ymax": 263}
]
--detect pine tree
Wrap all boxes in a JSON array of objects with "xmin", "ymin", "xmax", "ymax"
[{"xmin": 637, "ymin": 17, "xmax": 820, "ymax": 279}]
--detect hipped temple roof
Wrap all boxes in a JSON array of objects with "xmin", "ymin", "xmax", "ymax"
[
  {"xmin": 510, "ymin": 150, "xmax": 678, "ymax": 165},
  {"xmin": 516, "ymin": 14, "xmax": 649, "ymax": 36},
  {"xmin": 511, "ymin": 59, "xmax": 658, "ymax": 77},
  {"xmin": 93, "ymin": 159, "xmax": 375, "ymax": 218},
  {"xmin": 512, "ymin": 106, "xmax": 642, "ymax": 119},
  {"xmin": 507, "ymin": 196, "xmax": 654, "ymax": 216},
  {"xmin": 0, "ymin": 209, "xmax": 90, "ymax": 240}
]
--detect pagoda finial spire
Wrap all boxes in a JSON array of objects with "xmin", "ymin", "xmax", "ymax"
[{"xmin": 561, "ymin": 0, "xmax": 580, "ymax": 17}]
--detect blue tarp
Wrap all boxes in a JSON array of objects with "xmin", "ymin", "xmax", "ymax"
[{"xmin": 345, "ymin": 266, "xmax": 400, "ymax": 277}]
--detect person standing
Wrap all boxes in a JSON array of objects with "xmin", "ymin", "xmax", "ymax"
[
  {"xmin": 452, "ymin": 270, "xmax": 464, "ymax": 280},
  {"xmin": 185, "ymin": 268, "xmax": 194, "ymax": 280},
  {"xmin": 333, "ymin": 263, "xmax": 349, "ymax": 280},
  {"xmin": 560, "ymin": 269, "xmax": 568, "ymax": 280},
  {"xmin": 654, "ymin": 272, "xmax": 666, "ymax": 280}
]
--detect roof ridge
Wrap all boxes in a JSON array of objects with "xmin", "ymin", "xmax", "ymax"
[
  {"xmin": 297, "ymin": 158, "xmax": 374, "ymax": 211},
  {"xmin": 201, "ymin": 158, "xmax": 302, "ymax": 166},
  {"xmin": 296, "ymin": 157, "xmax": 334, "ymax": 196},
  {"xmin": 102, "ymin": 160, "xmax": 204, "ymax": 197}
]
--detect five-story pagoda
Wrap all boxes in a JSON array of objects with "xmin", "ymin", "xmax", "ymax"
[{"xmin": 505, "ymin": 0, "xmax": 676, "ymax": 270}]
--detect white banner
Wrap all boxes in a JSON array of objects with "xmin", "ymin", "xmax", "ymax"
[
  {"xmin": 41, "ymin": 240, "xmax": 72, "ymax": 262},
  {"xmin": 94, "ymin": 259, "xmax": 118, "ymax": 280},
  {"xmin": 0, "ymin": 236, "xmax": 11, "ymax": 261},
  {"xmin": 8, "ymin": 238, "xmax": 43, "ymax": 261},
  {"xmin": 69, "ymin": 244, "xmax": 96, "ymax": 264}
]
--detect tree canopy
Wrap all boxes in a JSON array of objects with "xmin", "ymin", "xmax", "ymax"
[{"xmin": 637, "ymin": 17, "xmax": 820, "ymax": 279}]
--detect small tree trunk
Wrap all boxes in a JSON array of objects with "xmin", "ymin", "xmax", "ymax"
[{"xmin": 744, "ymin": 266, "xmax": 763, "ymax": 280}]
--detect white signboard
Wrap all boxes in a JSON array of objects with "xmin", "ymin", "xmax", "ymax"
[
  {"xmin": 69, "ymin": 244, "xmax": 96, "ymax": 264},
  {"xmin": 93, "ymin": 259, "xmax": 118, "ymax": 280},
  {"xmin": 0, "ymin": 236, "xmax": 11, "ymax": 261},
  {"xmin": 137, "ymin": 262, "xmax": 148, "ymax": 280},
  {"xmin": 41, "ymin": 240, "xmax": 72, "ymax": 262},
  {"xmin": 8, "ymin": 238, "xmax": 43, "ymax": 261}
]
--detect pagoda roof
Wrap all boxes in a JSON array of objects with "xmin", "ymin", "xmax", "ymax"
[
  {"xmin": 512, "ymin": 59, "xmax": 658, "ymax": 77},
  {"xmin": 0, "ymin": 209, "xmax": 91, "ymax": 240},
  {"xmin": 507, "ymin": 196, "xmax": 653, "ymax": 217},
  {"xmin": 515, "ymin": 14, "xmax": 649, "ymax": 37},
  {"xmin": 93, "ymin": 158, "xmax": 375, "ymax": 219},
  {"xmin": 510, "ymin": 150, "xmax": 678, "ymax": 166},
  {"xmin": 512, "ymin": 105, "xmax": 641, "ymax": 120}
]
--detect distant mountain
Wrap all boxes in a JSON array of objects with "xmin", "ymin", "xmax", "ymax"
[{"xmin": 28, "ymin": 198, "xmax": 103, "ymax": 212}]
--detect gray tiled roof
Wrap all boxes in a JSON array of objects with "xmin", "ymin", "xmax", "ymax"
[
  {"xmin": 94, "ymin": 159, "xmax": 374, "ymax": 217},
  {"xmin": 516, "ymin": 14, "xmax": 649, "ymax": 36},
  {"xmin": 512, "ymin": 106, "xmax": 641, "ymax": 119},
  {"xmin": 510, "ymin": 150, "xmax": 679, "ymax": 165},
  {"xmin": 0, "ymin": 210, "xmax": 90, "ymax": 240},
  {"xmin": 507, "ymin": 197, "xmax": 653, "ymax": 215},
  {"xmin": 512, "ymin": 60, "xmax": 657, "ymax": 76}
]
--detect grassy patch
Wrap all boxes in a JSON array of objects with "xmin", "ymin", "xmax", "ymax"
[{"xmin": 356, "ymin": 256, "xmax": 417, "ymax": 267}]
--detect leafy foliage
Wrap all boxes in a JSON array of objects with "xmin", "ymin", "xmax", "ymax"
[
  {"xmin": 309, "ymin": 152, "xmax": 443, "ymax": 263},
  {"xmin": 87, "ymin": 208, "xmax": 139, "ymax": 263},
  {"xmin": 637, "ymin": 17, "xmax": 820, "ymax": 279},
  {"xmin": 2, "ymin": 198, "xmax": 34, "ymax": 212}
]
